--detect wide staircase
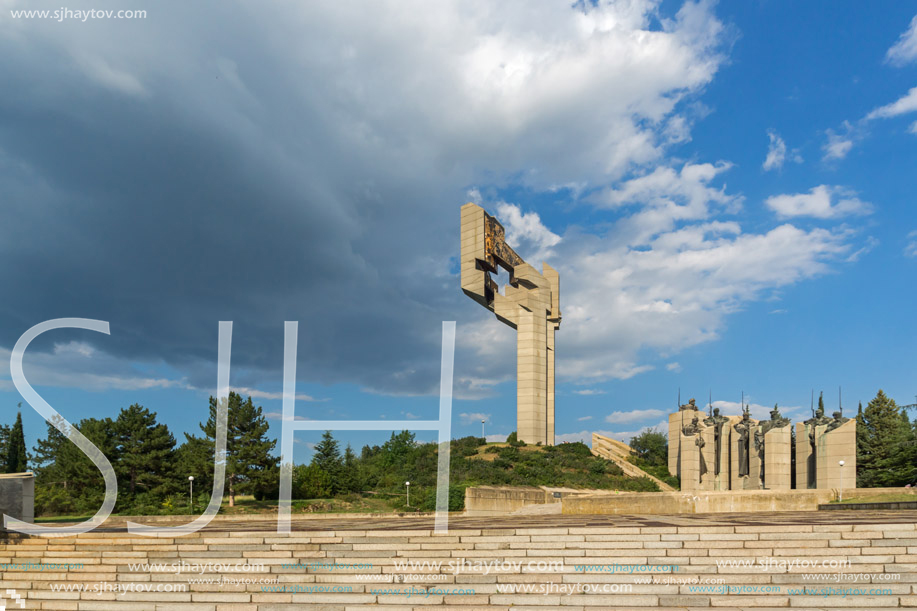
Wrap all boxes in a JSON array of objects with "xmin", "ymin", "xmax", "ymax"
[{"xmin": 1, "ymin": 513, "xmax": 915, "ymax": 609}]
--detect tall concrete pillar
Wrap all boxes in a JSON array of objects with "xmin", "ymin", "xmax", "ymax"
[{"xmin": 461, "ymin": 203, "xmax": 561, "ymax": 445}]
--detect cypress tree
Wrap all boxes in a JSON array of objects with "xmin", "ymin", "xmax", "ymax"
[
  {"xmin": 0, "ymin": 423, "xmax": 10, "ymax": 473},
  {"xmin": 6, "ymin": 411, "xmax": 28, "ymax": 473}
]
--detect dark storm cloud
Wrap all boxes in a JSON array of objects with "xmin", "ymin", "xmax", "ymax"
[{"xmin": 0, "ymin": 5, "xmax": 469, "ymax": 395}]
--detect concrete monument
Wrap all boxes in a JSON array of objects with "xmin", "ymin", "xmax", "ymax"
[
  {"xmin": 670, "ymin": 396, "xmax": 854, "ymax": 493},
  {"xmin": 461, "ymin": 203, "xmax": 561, "ymax": 445}
]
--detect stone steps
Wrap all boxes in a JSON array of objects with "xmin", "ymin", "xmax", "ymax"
[{"xmin": 1, "ymin": 520, "xmax": 915, "ymax": 609}]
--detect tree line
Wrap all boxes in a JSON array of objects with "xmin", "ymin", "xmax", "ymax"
[
  {"xmin": 6, "ymin": 388, "xmax": 913, "ymax": 517},
  {"xmin": 26, "ymin": 392, "xmax": 278, "ymax": 516},
  {"xmin": 8, "ymin": 389, "xmax": 657, "ymax": 516}
]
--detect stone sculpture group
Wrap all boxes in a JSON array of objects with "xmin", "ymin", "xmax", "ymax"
[{"xmin": 669, "ymin": 399, "xmax": 856, "ymax": 492}]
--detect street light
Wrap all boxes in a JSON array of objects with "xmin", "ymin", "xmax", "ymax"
[
  {"xmin": 481, "ymin": 419, "xmax": 486, "ymax": 439},
  {"xmin": 405, "ymin": 481, "xmax": 410, "ymax": 507},
  {"xmin": 188, "ymin": 476, "xmax": 194, "ymax": 512},
  {"xmin": 838, "ymin": 461, "xmax": 845, "ymax": 502}
]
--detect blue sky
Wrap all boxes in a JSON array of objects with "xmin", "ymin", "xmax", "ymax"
[{"xmin": 1, "ymin": 1, "xmax": 915, "ymax": 465}]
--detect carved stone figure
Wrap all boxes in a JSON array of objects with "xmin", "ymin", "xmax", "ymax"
[
  {"xmin": 803, "ymin": 406, "xmax": 832, "ymax": 488},
  {"xmin": 703, "ymin": 407, "xmax": 728, "ymax": 476},
  {"xmin": 733, "ymin": 407, "xmax": 752, "ymax": 477},
  {"xmin": 682, "ymin": 415, "xmax": 701, "ymax": 437},
  {"xmin": 679, "ymin": 398, "xmax": 699, "ymax": 412},
  {"xmin": 696, "ymin": 434, "xmax": 707, "ymax": 482},
  {"xmin": 760, "ymin": 404, "xmax": 790, "ymax": 435},
  {"xmin": 825, "ymin": 410, "xmax": 850, "ymax": 433}
]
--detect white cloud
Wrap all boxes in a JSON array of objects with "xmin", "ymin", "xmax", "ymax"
[
  {"xmin": 72, "ymin": 53, "xmax": 147, "ymax": 97},
  {"xmin": 866, "ymin": 86, "xmax": 917, "ymax": 120},
  {"xmin": 666, "ymin": 362, "xmax": 681, "ymax": 372},
  {"xmin": 763, "ymin": 131, "xmax": 787, "ymax": 171},
  {"xmin": 605, "ymin": 408, "xmax": 665, "ymax": 424},
  {"xmin": 485, "ymin": 433, "xmax": 508, "ymax": 442},
  {"xmin": 555, "ymin": 430, "xmax": 596, "ymax": 444},
  {"xmin": 886, "ymin": 15, "xmax": 917, "ymax": 66},
  {"xmin": 711, "ymin": 400, "xmax": 804, "ymax": 422},
  {"xmin": 577, "ymin": 415, "xmax": 593, "ymax": 421},
  {"xmin": 551, "ymin": 216, "xmax": 852, "ymax": 383},
  {"xmin": 910, "ymin": 121, "xmax": 917, "ymax": 135},
  {"xmin": 558, "ymin": 420, "xmax": 668, "ymax": 446},
  {"xmin": 459, "ymin": 412, "xmax": 490, "ymax": 425},
  {"xmin": 762, "ymin": 130, "xmax": 802, "ymax": 171},
  {"xmin": 0, "ymin": 344, "xmax": 187, "ymax": 393},
  {"xmin": 822, "ymin": 121, "xmax": 856, "ymax": 161},
  {"xmin": 765, "ymin": 185, "xmax": 872, "ymax": 219},
  {"xmin": 232, "ymin": 387, "xmax": 324, "ymax": 402},
  {"xmin": 265, "ymin": 411, "xmax": 313, "ymax": 422},
  {"xmin": 573, "ymin": 389, "xmax": 606, "ymax": 396},
  {"xmin": 845, "ymin": 235, "xmax": 878, "ymax": 263},
  {"xmin": 906, "ymin": 230, "xmax": 917, "ymax": 257},
  {"xmin": 494, "ymin": 202, "xmax": 562, "ymax": 262},
  {"xmin": 824, "ymin": 85, "xmax": 917, "ymax": 160}
]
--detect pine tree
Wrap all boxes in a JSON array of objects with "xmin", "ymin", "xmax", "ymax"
[
  {"xmin": 855, "ymin": 401, "xmax": 866, "ymax": 485},
  {"xmin": 114, "ymin": 404, "xmax": 176, "ymax": 497},
  {"xmin": 191, "ymin": 392, "xmax": 279, "ymax": 507},
  {"xmin": 312, "ymin": 430, "xmax": 342, "ymax": 493},
  {"xmin": 31, "ymin": 415, "xmax": 69, "ymax": 479},
  {"xmin": 340, "ymin": 444, "xmax": 360, "ymax": 493},
  {"xmin": 858, "ymin": 390, "xmax": 916, "ymax": 487},
  {"xmin": 57, "ymin": 417, "xmax": 119, "ymax": 509},
  {"xmin": 175, "ymin": 434, "xmax": 215, "ymax": 506},
  {"xmin": 6, "ymin": 411, "xmax": 28, "ymax": 473}
]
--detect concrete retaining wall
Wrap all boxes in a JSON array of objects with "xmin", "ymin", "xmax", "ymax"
[
  {"xmin": 465, "ymin": 485, "xmax": 603, "ymax": 515},
  {"xmin": 563, "ymin": 486, "xmax": 917, "ymax": 515},
  {"xmin": 0, "ymin": 472, "xmax": 34, "ymax": 524}
]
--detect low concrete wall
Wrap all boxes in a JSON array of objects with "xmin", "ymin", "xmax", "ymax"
[
  {"xmin": 563, "ymin": 486, "xmax": 917, "ymax": 515},
  {"xmin": 464, "ymin": 486, "xmax": 602, "ymax": 516},
  {"xmin": 0, "ymin": 472, "xmax": 35, "ymax": 524},
  {"xmin": 465, "ymin": 486, "xmax": 548, "ymax": 515}
]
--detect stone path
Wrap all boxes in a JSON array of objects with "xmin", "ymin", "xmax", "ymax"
[{"xmin": 46, "ymin": 508, "xmax": 917, "ymax": 532}]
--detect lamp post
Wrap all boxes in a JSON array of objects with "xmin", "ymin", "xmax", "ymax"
[
  {"xmin": 481, "ymin": 419, "xmax": 485, "ymax": 439},
  {"xmin": 405, "ymin": 481, "xmax": 410, "ymax": 507},
  {"xmin": 188, "ymin": 476, "xmax": 194, "ymax": 512},
  {"xmin": 838, "ymin": 461, "xmax": 845, "ymax": 502}
]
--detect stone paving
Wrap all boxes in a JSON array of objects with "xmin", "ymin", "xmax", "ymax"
[
  {"xmin": 1, "ymin": 510, "xmax": 915, "ymax": 609},
  {"xmin": 69, "ymin": 508, "xmax": 917, "ymax": 532}
]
